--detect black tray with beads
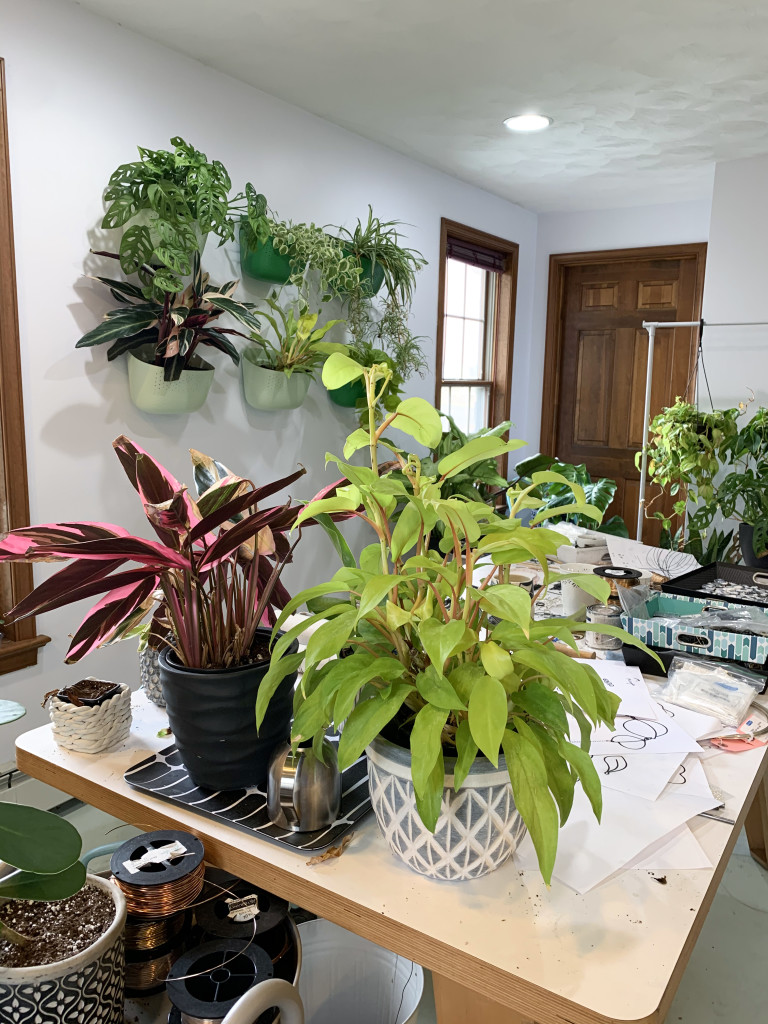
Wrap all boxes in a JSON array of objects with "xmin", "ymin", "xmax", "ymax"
[
  {"xmin": 124, "ymin": 743, "xmax": 370, "ymax": 853},
  {"xmin": 662, "ymin": 561, "xmax": 768, "ymax": 609}
]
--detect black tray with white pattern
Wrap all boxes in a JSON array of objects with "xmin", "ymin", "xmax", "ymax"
[{"xmin": 124, "ymin": 742, "xmax": 370, "ymax": 853}]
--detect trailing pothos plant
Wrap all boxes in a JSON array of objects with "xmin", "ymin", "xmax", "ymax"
[
  {"xmin": 255, "ymin": 353, "xmax": 653, "ymax": 882},
  {"xmin": 0, "ymin": 438, "xmax": 341, "ymax": 669},
  {"xmin": 77, "ymin": 252, "xmax": 262, "ymax": 381}
]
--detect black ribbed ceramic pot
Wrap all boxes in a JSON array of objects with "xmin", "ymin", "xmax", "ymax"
[{"xmin": 159, "ymin": 628, "xmax": 298, "ymax": 791}]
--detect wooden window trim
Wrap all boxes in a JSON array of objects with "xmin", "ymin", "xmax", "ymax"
[
  {"xmin": 435, "ymin": 219, "xmax": 519, "ymax": 469},
  {"xmin": 540, "ymin": 243, "xmax": 707, "ymax": 455},
  {"xmin": 0, "ymin": 59, "xmax": 50, "ymax": 671}
]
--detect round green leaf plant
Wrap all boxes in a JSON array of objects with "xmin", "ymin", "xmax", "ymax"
[{"xmin": 257, "ymin": 354, "xmax": 654, "ymax": 883}]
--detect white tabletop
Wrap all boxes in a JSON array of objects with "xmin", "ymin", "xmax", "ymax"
[{"xmin": 16, "ymin": 689, "xmax": 768, "ymax": 1024}]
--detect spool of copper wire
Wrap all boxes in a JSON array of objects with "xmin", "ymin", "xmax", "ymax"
[
  {"xmin": 592, "ymin": 565, "xmax": 642, "ymax": 602},
  {"xmin": 110, "ymin": 830, "xmax": 205, "ymax": 918},
  {"xmin": 125, "ymin": 941, "xmax": 183, "ymax": 995}
]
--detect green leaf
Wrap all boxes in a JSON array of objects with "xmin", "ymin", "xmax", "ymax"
[
  {"xmin": 393, "ymin": 398, "xmax": 443, "ymax": 448},
  {"xmin": 438, "ymin": 436, "xmax": 525, "ymax": 479},
  {"xmin": 337, "ymin": 685, "xmax": 411, "ymax": 769},
  {"xmin": 415, "ymin": 667, "xmax": 466, "ymax": 711},
  {"xmin": 525, "ymin": 721, "xmax": 575, "ymax": 826},
  {"xmin": 477, "ymin": 584, "xmax": 531, "ymax": 630},
  {"xmin": 509, "ymin": 682, "xmax": 569, "ymax": 736},
  {"xmin": 571, "ymin": 704, "xmax": 592, "ymax": 751},
  {"xmin": 0, "ymin": 804, "xmax": 82, "ymax": 873},
  {"xmin": 119, "ymin": 223, "xmax": 154, "ymax": 276},
  {"xmin": 0, "ymin": 861, "xmax": 86, "ymax": 902},
  {"xmin": 415, "ymin": 747, "xmax": 445, "ymax": 833},
  {"xmin": 502, "ymin": 729, "xmax": 559, "ymax": 885},
  {"xmin": 295, "ymin": 487, "xmax": 361, "ymax": 528},
  {"xmin": 343, "ymin": 428, "xmax": 372, "ymax": 460},
  {"xmin": 453, "ymin": 718, "xmax": 478, "ymax": 791},
  {"xmin": 390, "ymin": 501, "xmax": 423, "ymax": 561},
  {"xmin": 304, "ymin": 610, "xmax": 357, "ymax": 670},
  {"xmin": 357, "ymin": 574, "xmax": 399, "ymax": 619},
  {"xmin": 468, "ymin": 673, "xmax": 508, "ymax": 766},
  {"xmin": 255, "ymin": 651, "xmax": 304, "ymax": 729},
  {"xmin": 418, "ymin": 618, "xmax": 468, "ymax": 673},
  {"xmin": 410, "ymin": 704, "xmax": 448, "ymax": 831},
  {"xmin": 332, "ymin": 656, "xmax": 406, "ymax": 726},
  {"xmin": 531, "ymin": 502, "xmax": 605, "ymax": 526},
  {"xmin": 559, "ymin": 739, "xmax": 603, "ymax": 821},
  {"xmin": 322, "ymin": 352, "xmax": 365, "ymax": 389},
  {"xmin": 479, "ymin": 640, "xmax": 514, "ymax": 680},
  {"xmin": 314, "ymin": 513, "xmax": 357, "ymax": 569}
]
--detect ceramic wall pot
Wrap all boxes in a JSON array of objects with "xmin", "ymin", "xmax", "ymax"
[
  {"xmin": 139, "ymin": 648, "xmax": 165, "ymax": 707},
  {"xmin": 327, "ymin": 378, "xmax": 366, "ymax": 408},
  {"xmin": 242, "ymin": 354, "xmax": 311, "ymax": 411},
  {"xmin": 0, "ymin": 874, "xmax": 127, "ymax": 1024},
  {"xmin": 740, "ymin": 523, "xmax": 768, "ymax": 568},
  {"xmin": 366, "ymin": 735, "xmax": 527, "ymax": 881},
  {"xmin": 158, "ymin": 629, "xmax": 299, "ymax": 791},
  {"xmin": 127, "ymin": 349, "xmax": 214, "ymax": 415},
  {"xmin": 239, "ymin": 223, "xmax": 292, "ymax": 284}
]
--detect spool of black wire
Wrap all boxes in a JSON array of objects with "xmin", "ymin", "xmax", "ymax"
[
  {"xmin": 196, "ymin": 868, "xmax": 289, "ymax": 941},
  {"xmin": 166, "ymin": 939, "xmax": 274, "ymax": 1024}
]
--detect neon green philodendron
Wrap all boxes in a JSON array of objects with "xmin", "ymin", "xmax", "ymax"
[{"xmin": 256, "ymin": 353, "xmax": 656, "ymax": 883}]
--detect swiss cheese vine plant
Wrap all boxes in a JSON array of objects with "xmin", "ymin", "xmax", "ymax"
[{"xmin": 256, "ymin": 354, "xmax": 655, "ymax": 883}]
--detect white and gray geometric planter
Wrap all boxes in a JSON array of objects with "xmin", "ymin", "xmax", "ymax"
[
  {"xmin": 48, "ymin": 682, "xmax": 132, "ymax": 754},
  {"xmin": 366, "ymin": 735, "xmax": 527, "ymax": 881},
  {"xmin": 139, "ymin": 648, "xmax": 166, "ymax": 707},
  {"xmin": 0, "ymin": 874, "xmax": 127, "ymax": 1024}
]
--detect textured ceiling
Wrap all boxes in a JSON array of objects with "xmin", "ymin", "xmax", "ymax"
[{"xmin": 74, "ymin": 0, "xmax": 768, "ymax": 212}]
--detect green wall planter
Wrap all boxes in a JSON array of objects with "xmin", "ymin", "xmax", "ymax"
[
  {"xmin": 239, "ymin": 222, "xmax": 292, "ymax": 284},
  {"xmin": 128, "ymin": 349, "xmax": 214, "ymax": 415},
  {"xmin": 242, "ymin": 352, "xmax": 311, "ymax": 411},
  {"xmin": 358, "ymin": 256, "xmax": 386, "ymax": 296},
  {"xmin": 327, "ymin": 378, "xmax": 366, "ymax": 408}
]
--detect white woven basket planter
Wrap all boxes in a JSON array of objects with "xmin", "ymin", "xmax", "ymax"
[
  {"xmin": 366, "ymin": 734, "xmax": 527, "ymax": 881},
  {"xmin": 48, "ymin": 682, "xmax": 132, "ymax": 754},
  {"xmin": 139, "ymin": 648, "xmax": 166, "ymax": 707}
]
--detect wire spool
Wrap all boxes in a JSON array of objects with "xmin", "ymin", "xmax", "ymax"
[
  {"xmin": 125, "ymin": 909, "xmax": 188, "ymax": 951},
  {"xmin": 166, "ymin": 939, "xmax": 274, "ymax": 1024},
  {"xmin": 111, "ymin": 830, "xmax": 205, "ymax": 918},
  {"xmin": 196, "ymin": 868, "xmax": 289, "ymax": 942},
  {"xmin": 125, "ymin": 938, "xmax": 184, "ymax": 996},
  {"xmin": 592, "ymin": 565, "xmax": 642, "ymax": 602}
]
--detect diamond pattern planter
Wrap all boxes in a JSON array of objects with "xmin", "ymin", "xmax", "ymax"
[{"xmin": 366, "ymin": 735, "xmax": 527, "ymax": 881}]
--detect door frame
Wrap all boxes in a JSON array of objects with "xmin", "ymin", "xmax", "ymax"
[{"xmin": 539, "ymin": 242, "xmax": 707, "ymax": 454}]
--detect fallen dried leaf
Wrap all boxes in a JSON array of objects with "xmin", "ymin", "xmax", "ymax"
[
  {"xmin": 306, "ymin": 833, "xmax": 354, "ymax": 866},
  {"xmin": 157, "ymin": 727, "xmax": 172, "ymax": 738}
]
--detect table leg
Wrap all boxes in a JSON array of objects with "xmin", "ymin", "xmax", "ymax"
[
  {"xmin": 745, "ymin": 774, "xmax": 768, "ymax": 871},
  {"xmin": 433, "ymin": 973, "xmax": 536, "ymax": 1024}
]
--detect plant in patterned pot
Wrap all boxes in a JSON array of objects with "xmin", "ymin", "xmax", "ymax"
[
  {"xmin": 0, "ymin": 704, "xmax": 127, "ymax": 1024},
  {"xmin": 257, "ymin": 354, "xmax": 655, "ymax": 882}
]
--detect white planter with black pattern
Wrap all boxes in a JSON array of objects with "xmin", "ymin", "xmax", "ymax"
[
  {"xmin": 0, "ymin": 874, "xmax": 127, "ymax": 1024},
  {"xmin": 139, "ymin": 648, "xmax": 165, "ymax": 707},
  {"xmin": 366, "ymin": 735, "xmax": 527, "ymax": 881}
]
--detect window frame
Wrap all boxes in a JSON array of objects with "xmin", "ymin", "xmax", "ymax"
[
  {"xmin": 434, "ymin": 218, "xmax": 519, "ymax": 452},
  {"xmin": 0, "ymin": 58, "xmax": 50, "ymax": 672}
]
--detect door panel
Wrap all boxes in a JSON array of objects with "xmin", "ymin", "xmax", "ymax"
[{"xmin": 543, "ymin": 247, "xmax": 706, "ymax": 542}]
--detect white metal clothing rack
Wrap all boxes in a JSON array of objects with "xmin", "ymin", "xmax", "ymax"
[{"xmin": 636, "ymin": 318, "xmax": 768, "ymax": 539}]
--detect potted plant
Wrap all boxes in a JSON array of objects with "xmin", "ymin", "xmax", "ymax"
[
  {"xmin": 511, "ymin": 455, "xmax": 629, "ymax": 536},
  {"xmin": 711, "ymin": 406, "xmax": 768, "ymax": 565},
  {"xmin": 243, "ymin": 295, "xmax": 345, "ymax": 411},
  {"xmin": 77, "ymin": 253, "xmax": 262, "ymax": 413},
  {"xmin": 335, "ymin": 206, "xmax": 426, "ymax": 302},
  {"xmin": 0, "ymin": 438, "xmax": 336, "ymax": 791},
  {"xmin": 0, "ymin": 708, "xmax": 127, "ymax": 1023},
  {"xmin": 256, "ymin": 353, "xmax": 652, "ymax": 882}
]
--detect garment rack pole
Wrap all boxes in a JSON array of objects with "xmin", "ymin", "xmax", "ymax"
[{"xmin": 637, "ymin": 317, "xmax": 768, "ymax": 541}]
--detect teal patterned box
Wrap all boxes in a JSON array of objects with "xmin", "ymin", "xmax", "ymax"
[{"xmin": 621, "ymin": 593, "xmax": 768, "ymax": 665}]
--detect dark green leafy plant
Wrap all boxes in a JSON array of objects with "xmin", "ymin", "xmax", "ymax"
[
  {"xmin": 255, "ymin": 351, "xmax": 655, "ymax": 882},
  {"xmin": 77, "ymin": 253, "xmax": 261, "ymax": 381},
  {"xmin": 336, "ymin": 206, "xmax": 426, "ymax": 304},
  {"xmin": 512, "ymin": 455, "xmax": 629, "ymax": 537}
]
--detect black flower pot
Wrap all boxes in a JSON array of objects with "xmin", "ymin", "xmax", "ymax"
[
  {"xmin": 740, "ymin": 523, "xmax": 768, "ymax": 568},
  {"xmin": 159, "ymin": 629, "xmax": 299, "ymax": 791}
]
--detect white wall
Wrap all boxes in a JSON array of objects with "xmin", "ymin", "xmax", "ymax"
[
  {"xmin": 702, "ymin": 154, "xmax": 768, "ymax": 410},
  {"xmin": 0, "ymin": 0, "xmax": 537, "ymax": 761},
  {"xmin": 524, "ymin": 199, "xmax": 712, "ymax": 455}
]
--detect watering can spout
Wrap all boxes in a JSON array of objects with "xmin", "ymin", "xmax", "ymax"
[{"xmin": 220, "ymin": 978, "xmax": 304, "ymax": 1024}]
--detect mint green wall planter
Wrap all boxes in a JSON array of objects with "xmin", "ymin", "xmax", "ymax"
[
  {"xmin": 239, "ymin": 223, "xmax": 292, "ymax": 284},
  {"xmin": 242, "ymin": 352, "xmax": 311, "ymax": 411},
  {"xmin": 328, "ymin": 378, "xmax": 366, "ymax": 408},
  {"xmin": 128, "ymin": 350, "xmax": 214, "ymax": 414}
]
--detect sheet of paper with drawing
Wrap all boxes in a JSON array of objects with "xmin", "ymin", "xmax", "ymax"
[
  {"xmin": 606, "ymin": 536, "xmax": 700, "ymax": 578},
  {"xmin": 592, "ymin": 750, "xmax": 686, "ymax": 801},
  {"xmin": 583, "ymin": 713, "xmax": 704, "ymax": 756},
  {"xmin": 594, "ymin": 662, "xmax": 658, "ymax": 720}
]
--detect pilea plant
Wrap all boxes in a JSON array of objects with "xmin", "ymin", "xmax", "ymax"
[{"xmin": 255, "ymin": 353, "xmax": 652, "ymax": 882}]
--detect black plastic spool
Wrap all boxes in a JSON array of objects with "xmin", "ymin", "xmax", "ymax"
[
  {"xmin": 111, "ymin": 830, "xmax": 205, "ymax": 886},
  {"xmin": 196, "ymin": 868, "xmax": 288, "ymax": 941},
  {"xmin": 166, "ymin": 939, "xmax": 274, "ymax": 1021}
]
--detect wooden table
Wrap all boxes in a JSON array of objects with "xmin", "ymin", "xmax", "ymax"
[{"xmin": 16, "ymin": 692, "xmax": 768, "ymax": 1024}]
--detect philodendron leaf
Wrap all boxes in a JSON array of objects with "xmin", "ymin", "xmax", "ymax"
[
  {"xmin": 390, "ymin": 501, "xmax": 423, "ymax": 561},
  {"xmin": 392, "ymin": 398, "xmax": 443, "ymax": 448},
  {"xmin": 453, "ymin": 718, "xmax": 478, "ymax": 792},
  {"xmin": 477, "ymin": 584, "xmax": 531, "ymax": 631},
  {"xmin": 415, "ymin": 667, "xmax": 467, "ymax": 711},
  {"xmin": 304, "ymin": 609, "xmax": 357, "ymax": 670},
  {"xmin": 502, "ymin": 729, "xmax": 559, "ymax": 885},
  {"xmin": 0, "ymin": 861, "xmax": 86, "ymax": 902},
  {"xmin": 438, "ymin": 436, "xmax": 525, "ymax": 480},
  {"xmin": 559, "ymin": 738, "xmax": 603, "ymax": 821},
  {"xmin": 343, "ymin": 428, "xmax": 371, "ymax": 460},
  {"xmin": 0, "ymin": 804, "xmax": 82, "ymax": 873},
  {"xmin": 322, "ymin": 352, "xmax": 365, "ymax": 390},
  {"xmin": 418, "ymin": 618, "xmax": 468, "ymax": 673},
  {"xmin": 410, "ymin": 704, "xmax": 448, "ymax": 832},
  {"xmin": 546, "ymin": 573, "xmax": 611, "ymax": 603},
  {"xmin": 337, "ymin": 685, "xmax": 412, "ymax": 769},
  {"xmin": 468, "ymin": 673, "xmax": 508, "ymax": 766},
  {"xmin": 479, "ymin": 640, "xmax": 515, "ymax": 681},
  {"xmin": 525, "ymin": 721, "xmax": 575, "ymax": 826},
  {"xmin": 414, "ymin": 748, "xmax": 445, "ymax": 834},
  {"xmin": 509, "ymin": 682, "xmax": 569, "ymax": 736},
  {"xmin": 531, "ymin": 502, "xmax": 604, "ymax": 526}
]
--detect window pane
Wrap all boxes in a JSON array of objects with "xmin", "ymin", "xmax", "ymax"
[
  {"xmin": 467, "ymin": 386, "xmax": 489, "ymax": 434},
  {"xmin": 440, "ymin": 385, "xmax": 490, "ymax": 435},
  {"xmin": 442, "ymin": 316, "xmax": 464, "ymax": 377},
  {"xmin": 461, "ymin": 318, "xmax": 484, "ymax": 380},
  {"xmin": 464, "ymin": 264, "xmax": 486, "ymax": 320},
  {"xmin": 445, "ymin": 258, "xmax": 466, "ymax": 317}
]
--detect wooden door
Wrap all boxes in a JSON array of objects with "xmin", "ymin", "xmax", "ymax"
[{"xmin": 541, "ymin": 245, "xmax": 707, "ymax": 542}]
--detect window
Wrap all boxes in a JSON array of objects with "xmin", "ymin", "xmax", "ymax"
[
  {"xmin": 435, "ymin": 219, "xmax": 518, "ymax": 435},
  {"xmin": 0, "ymin": 59, "xmax": 50, "ymax": 671}
]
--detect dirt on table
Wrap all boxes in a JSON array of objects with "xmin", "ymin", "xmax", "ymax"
[{"xmin": 0, "ymin": 883, "xmax": 115, "ymax": 968}]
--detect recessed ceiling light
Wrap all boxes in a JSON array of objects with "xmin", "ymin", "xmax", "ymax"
[{"xmin": 503, "ymin": 114, "xmax": 552, "ymax": 133}]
